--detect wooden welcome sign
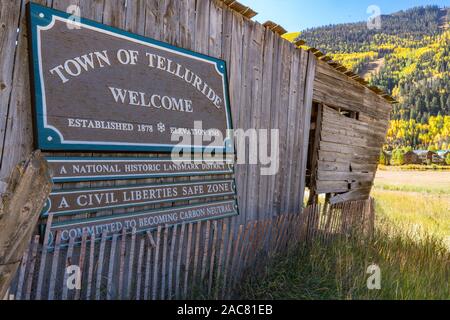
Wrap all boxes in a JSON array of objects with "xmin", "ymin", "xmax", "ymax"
[
  {"xmin": 26, "ymin": 3, "xmax": 239, "ymax": 244},
  {"xmin": 28, "ymin": 3, "xmax": 233, "ymax": 153}
]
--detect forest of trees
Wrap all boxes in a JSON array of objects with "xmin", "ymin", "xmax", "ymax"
[{"xmin": 298, "ymin": 6, "xmax": 450, "ymax": 151}]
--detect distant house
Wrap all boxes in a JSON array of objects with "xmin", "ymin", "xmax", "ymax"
[
  {"xmin": 403, "ymin": 151, "xmax": 420, "ymax": 164},
  {"xmin": 413, "ymin": 150, "xmax": 438, "ymax": 164},
  {"xmin": 437, "ymin": 150, "xmax": 450, "ymax": 164},
  {"xmin": 437, "ymin": 150, "xmax": 450, "ymax": 158}
]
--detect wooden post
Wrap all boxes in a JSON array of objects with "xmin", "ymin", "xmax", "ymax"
[{"xmin": 0, "ymin": 151, "xmax": 52, "ymax": 299}]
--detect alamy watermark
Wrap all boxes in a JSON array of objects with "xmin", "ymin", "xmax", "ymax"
[
  {"xmin": 367, "ymin": 5, "xmax": 382, "ymax": 30},
  {"xmin": 367, "ymin": 264, "xmax": 381, "ymax": 290},
  {"xmin": 170, "ymin": 121, "xmax": 280, "ymax": 176},
  {"xmin": 66, "ymin": 265, "xmax": 82, "ymax": 290},
  {"xmin": 66, "ymin": 5, "xmax": 81, "ymax": 30}
]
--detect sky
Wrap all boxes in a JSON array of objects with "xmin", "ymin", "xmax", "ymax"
[{"xmin": 238, "ymin": 0, "xmax": 450, "ymax": 32}]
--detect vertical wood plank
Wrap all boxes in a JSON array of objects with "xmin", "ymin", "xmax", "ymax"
[
  {"xmin": 152, "ymin": 226, "xmax": 162, "ymax": 300},
  {"xmin": 242, "ymin": 221, "xmax": 257, "ymax": 269},
  {"xmin": 117, "ymin": 228, "xmax": 127, "ymax": 300},
  {"xmin": 125, "ymin": 0, "xmax": 146, "ymax": 35},
  {"xmin": 145, "ymin": 0, "xmax": 163, "ymax": 41},
  {"xmin": 215, "ymin": 220, "xmax": 227, "ymax": 299},
  {"xmin": 192, "ymin": 221, "xmax": 202, "ymax": 288},
  {"xmin": 234, "ymin": 223, "xmax": 250, "ymax": 288},
  {"xmin": 160, "ymin": 225, "xmax": 169, "ymax": 300},
  {"xmin": 200, "ymin": 221, "xmax": 211, "ymax": 283},
  {"xmin": 25, "ymin": 235, "xmax": 40, "ymax": 300},
  {"xmin": 102, "ymin": 0, "xmax": 126, "ymax": 29},
  {"xmin": 178, "ymin": 0, "xmax": 196, "ymax": 50},
  {"xmin": 135, "ymin": 237, "xmax": 145, "ymax": 300},
  {"xmin": 85, "ymin": 233, "xmax": 96, "ymax": 300},
  {"xmin": 245, "ymin": 23, "xmax": 265, "ymax": 220},
  {"xmin": 267, "ymin": 34, "xmax": 282, "ymax": 217},
  {"xmin": 34, "ymin": 204, "xmax": 54, "ymax": 300},
  {"xmin": 300, "ymin": 52, "xmax": 317, "ymax": 203},
  {"xmin": 291, "ymin": 50, "xmax": 309, "ymax": 213},
  {"xmin": 61, "ymin": 235, "xmax": 75, "ymax": 300},
  {"xmin": 258, "ymin": 28, "xmax": 275, "ymax": 218},
  {"xmin": 221, "ymin": 219, "xmax": 234, "ymax": 298},
  {"xmin": 143, "ymin": 231, "xmax": 154, "ymax": 300},
  {"xmin": 48, "ymin": 231, "xmax": 62, "ymax": 300},
  {"xmin": 95, "ymin": 232, "xmax": 107, "ymax": 300},
  {"xmin": 167, "ymin": 224, "xmax": 177, "ymax": 300},
  {"xmin": 126, "ymin": 228, "xmax": 137, "ymax": 299},
  {"xmin": 15, "ymin": 238, "xmax": 31, "ymax": 300},
  {"xmin": 74, "ymin": 231, "xmax": 88, "ymax": 300},
  {"xmin": 283, "ymin": 47, "xmax": 301, "ymax": 214},
  {"xmin": 175, "ymin": 223, "xmax": 185, "ymax": 299},
  {"xmin": 183, "ymin": 223, "xmax": 194, "ymax": 299},
  {"xmin": 195, "ymin": 0, "xmax": 210, "ymax": 55},
  {"xmin": 208, "ymin": 221, "xmax": 218, "ymax": 296},
  {"xmin": 0, "ymin": 0, "xmax": 48, "ymax": 181},
  {"xmin": 0, "ymin": 0, "xmax": 22, "ymax": 164},
  {"xmin": 227, "ymin": 224, "xmax": 243, "ymax": 298},
  {"xmin": 106, "ymin": 234, "xmax": 119, "ymax": 300}
]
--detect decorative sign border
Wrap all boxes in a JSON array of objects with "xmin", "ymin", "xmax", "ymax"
[
  {"xmin": 46, "ymin": 157, "xmax": 235, "ymax": 183},
  {"xmin": 46, "ymin": 200, "xmax": 239, "ymax": 248},
  {"xmin": 28, "ymin": 3, "xmax": 234, "ymax": 153},
  {"xmin": 42, "ymin": 179, "xmax": 237, "ymax": 217}
]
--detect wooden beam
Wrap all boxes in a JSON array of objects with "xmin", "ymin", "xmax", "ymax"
[
  {"xmin": 329, "ymin": 187, "xmax": 372, "ymax": 205},
  {"xmin": 0, "ymin": 151, "xmax": 52, "ymax": 298}
]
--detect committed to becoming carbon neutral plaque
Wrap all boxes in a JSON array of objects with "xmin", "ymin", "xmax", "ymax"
[
  {"xmin": 28, "ymin": 3, "xmax": 233, "ymax": 153},
  {"xmin": 48, "ymin": 200, "xmax": 238, "ymax": 247}
]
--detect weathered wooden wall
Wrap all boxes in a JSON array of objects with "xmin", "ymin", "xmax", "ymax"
[
  {"xmin": 0, "ymin": 0, "xmax": 316, "ymax": 226},
  {"xmin": 310, "ymin": 60, "xmax": 392, "ymax": 204},
  {"xmin": 1, "ymin": 0, "xmax": 394, "ymax": 301}
]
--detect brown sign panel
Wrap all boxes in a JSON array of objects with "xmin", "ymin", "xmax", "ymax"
[
  {"xmin": 46, "ymin": 157, "xmax": 234, "ymax": 183},
  {"xmin": 29, "ymin": 3, "xmax": 233, "ymax": 153},
  {"xmin": 42, "ymin": 180, "xmax": 236, "ymax": 217},
  {"xmin": 47, "ymin": 200, "xmax": 238, "ymax": 247}
]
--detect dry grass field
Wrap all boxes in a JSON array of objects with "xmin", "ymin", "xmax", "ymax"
[
  {"xmin": 373, "ymin": 169, "xmax": 450, "ymax": 243},
  {"xmin": 240, "ymin": 169, "xmax": 449, "ymax": 300},
  {"xmin": 374, "ymin": 170, "xmax": 450, "ymax": 194}
]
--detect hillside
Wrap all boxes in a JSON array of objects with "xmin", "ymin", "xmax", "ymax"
[{"xmin": 296, "ymin": 6, "xmax": 450, "ymax": 150}]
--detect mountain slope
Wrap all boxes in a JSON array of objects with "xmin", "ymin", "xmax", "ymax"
[{"xmin": 296, "ymin": 6, "xmax": 450, "ymax": 150}]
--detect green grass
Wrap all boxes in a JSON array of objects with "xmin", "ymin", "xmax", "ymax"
[
  {"xmin": 239, "ymin": 170, "xmax": 450, "ymax": 300},
  {"xmin": 372, "ymin": 190, "xmax": 450, "ymax": 241},
  {"xmin": 374, "ymin": 183, "xmax": 450, "ymax": 194},
  {"xmin": 238, "ymin": 220, "xmax": 449, "ymax": 300},
  {"xmin": 373, "ymin": 170, "xmax": 450, "ymax": 240}
]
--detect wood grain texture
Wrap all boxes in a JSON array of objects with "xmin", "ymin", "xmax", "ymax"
[{"xmin": 0, "ymin": 151, "xmax": 51, "ymax": 298}]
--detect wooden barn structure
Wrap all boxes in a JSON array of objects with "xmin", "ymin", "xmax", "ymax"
[
  {"xmin": 306, "ymin": 58, "xmax": 393, "ymax": 205},
  {"xmin": 413, "ymin": 150, "xmax": 438, "ymax": 164},
  {"xmin": 437, "ymin": 150, "xmax": 450, "ymax": 163},
  {"xmin": 0, "ymin": 0, "xmax": 393, "ymax": 300}
]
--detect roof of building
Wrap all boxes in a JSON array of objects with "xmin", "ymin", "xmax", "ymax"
[
  {"xmin": 218, "ymin": 0, "xmax": 397, "ymax": 105},
  {"xmin": 437, "ymin": 150, "xmax": 450, "ymax": 156},
  {"xmin": 413, "ymin": 150, "xmax": 436, "ymax": 156}
]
